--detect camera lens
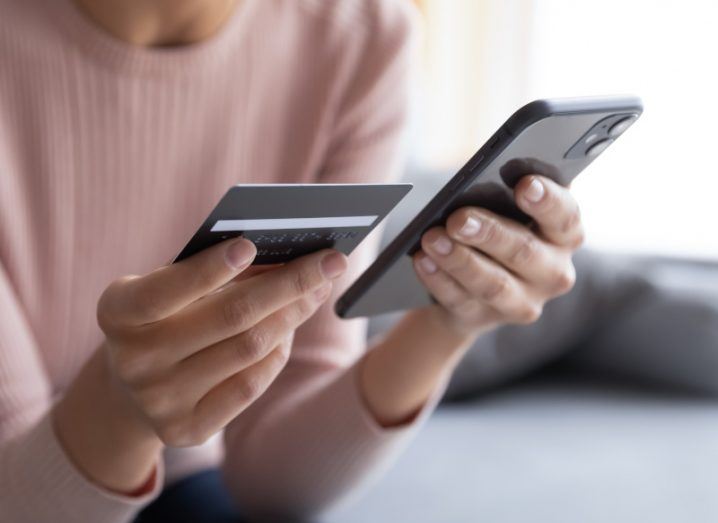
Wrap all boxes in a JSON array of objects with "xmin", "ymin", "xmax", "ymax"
[
  {"xmin": 608, "ymin": 114, "xmax": 638, "ymax": 138},
  {"xmin": 584, "ymin": 133, "xmax": 600, "ymax": 145},
  {"xmin": 586, "ymin": 138, "xmax": 612, "ymax": 157}
]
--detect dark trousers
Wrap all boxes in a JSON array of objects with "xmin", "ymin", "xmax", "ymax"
[{"xmin": 133, "ymin": 469, "xmax": 244, "ymax": 523}]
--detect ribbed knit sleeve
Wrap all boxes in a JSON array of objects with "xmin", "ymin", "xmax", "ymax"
[
  {"xmin": 0, "ymin": 263, "xmax": 164, "ymax": 523},
  {"xmin": 220, "ymin": 2, "xmax": 446, "ymax": 519},
  {"xmin": 1, "ymin": 0, "xmax": 443, "ymax": 520}
]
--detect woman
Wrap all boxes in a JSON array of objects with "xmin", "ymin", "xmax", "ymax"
[{"xmin": 0, "ymin": 0, "xmax": 583, "ymax": 521}]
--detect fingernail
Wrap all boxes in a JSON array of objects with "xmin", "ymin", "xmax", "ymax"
[
  {"xmin": 320, "ymin": 251, "xmax": 347, "ymax": 279},
  {"xmin": 525, "ymin": 178, "xmax": 545, "ymax": 203},
  {"xmin": 313, "ymin": 283, "xmax": 332, "ymax": 302},
  {"xmin": 431, "ymin": 234, "xmax": 453, "ymax": 255},
  {"xmin": 225, "ymin": 238, "xmax": 255, "ymax": 269},
  {"xmin": 459, "ymin": 216, "xmax": 482, "ymax": 237},
  {"xmin": 419, "ymin": 255, "xmax": 438, "ymax": 274}
]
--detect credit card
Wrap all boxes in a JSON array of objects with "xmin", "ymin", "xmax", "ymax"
[{"xmin": 174, "ymin": 183, "xmax": 412, "ymax": 264}]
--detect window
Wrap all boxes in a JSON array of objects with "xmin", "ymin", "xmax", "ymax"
[{"xmin": 413, "ymin": 0, "xmax": 717, "ymax": 259}]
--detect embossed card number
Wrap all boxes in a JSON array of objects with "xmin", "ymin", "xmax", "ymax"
[
  {"xmin": 210, "ymin": 216, "xmax": 377, "ymax": 259},
  {"xmin": 173, "ymin": 184, "xmax": 411, "ymax": 265}
]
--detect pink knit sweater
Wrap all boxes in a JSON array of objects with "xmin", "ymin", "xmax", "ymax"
[{"xmin": 0, "ymin": 1, "xmax": 443, "ymax": 521}]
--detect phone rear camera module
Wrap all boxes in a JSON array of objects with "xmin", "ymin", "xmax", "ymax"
[
  {"xmin": 565, "ymin": 112, "xmax": 639, "ymax": 160},
  {"xmin": 584, "ymin": 133, "xmax": 600, "ymax": 145},
  {"xmin": 608, "ymin": 114, "xmax": 638, "ymax": 138},
  {"xmin": 586, "ymin": 138, "xmax": 612, "ymax": 157}
]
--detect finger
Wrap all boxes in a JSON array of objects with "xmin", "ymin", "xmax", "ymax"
[
  {"xmin": 421, "ymin": 228, "xmax": 541, "ymax": 323},
  {"xmin": 233, "ymin": 263, "xmax": 279, "ymax": 282},
  {"xmin": 192, "ymin": 342, "xmax": 290, "ymax": 441},
  {"xmin": 171, "ymin": 283, "xmax": 331, "ymax": 399},
  {"xmin": 99, "ymin": 238, "xmax": 257, "ymax": 329},
  {"xmin": 413, "ymin": 251, "xmax": 474, "ymax": 314},
  {"xmin": 514, "ymin": 175, "xmax": 585, "ymax": 248},
  {"xmin": 154, "ymin": 249, "xmax": 346, "ymax": 360},
  {"xmin": 445, "ymin": 207, "xmax": 573, "ymax": 290}
]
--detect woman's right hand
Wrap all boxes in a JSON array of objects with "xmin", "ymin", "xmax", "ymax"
[
  {"xmin": 96, "ymin": 238, "xmax": 347, "ymax": 447},
  {"xmin": 54, "ymin": 238, "xmax": 347, "ymax": 492}
]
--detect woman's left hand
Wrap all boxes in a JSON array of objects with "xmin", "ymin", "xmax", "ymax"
[{"xmin": 413, "ymin": 174, "xmax": 584, "ymax": 337}]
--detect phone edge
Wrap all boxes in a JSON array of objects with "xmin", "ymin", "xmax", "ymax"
[{"xmin": 334, "ymin": 95, "xmax": 643, "ymax": 318}]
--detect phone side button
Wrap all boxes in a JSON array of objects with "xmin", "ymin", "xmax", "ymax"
[
  {"xmin": 448, "ymin": 174, "xmax": 465, "ymax": 190},
  {"xmin": 467, "ymin": 154, "xmax": 484, "ymax": 172}
]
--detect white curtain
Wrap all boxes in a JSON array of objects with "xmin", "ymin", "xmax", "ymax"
[
  {"xmin": 412, "ymin": 0, "xmax": 536, "ymax": 169},
  {"xmin": 412, "ymin": 0, "xmax": 718, "ymax": 259}
]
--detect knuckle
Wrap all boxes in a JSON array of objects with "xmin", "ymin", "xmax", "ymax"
[
  {"xmin": 567, "ymin": 227, "xmax": 586, "ymax": 250},
  {"xmin": 156, "ymin": 419, "xmax": 194, "ymax": 447},
  {"xmin": 480, "ymin": 272, "xmax": 510, "ymax": 302},
  {"xmin": 239, "ymin": 328, "xmax": 269, "ymax": 361},
  {"xmin": 421, "ymin": 271, "xmax": 457, "ymax": 304},
  {"xmin": 113, "ymin": 354, "xmax": 140, "ymax": 384},
  {"xmin": 290, "ymin": 267, "xmax": 317, "ymax": 295},
  {"xmin": 298, "ymin": 295, "xmax": 319, "ymax": 317},
  {"xmin": 445, "ymin": 245, "xmax": 472, "ymax": 275},
  {"xmin": 222, "ymin": 298, "xmax": 253, "ymax": 330},
  {"xmin": 449, "ymin": 299, "xmax": 481, "ymax": 320},
  {"xmin": 509, "ymin": 234, "xmax": 539, "ymax": 265},
  {"xmin": 515, "ymin": 303, "xmax": 543, "ymax": 324},
  {"xmin": 552, "ymin": 264, "xmax": 577, "ymax": 295},
  {"xmin": 438, "ymin": 290, "xmax": 466, "ymax": 310},
  {"xmin": 189, "ymin": 259, "xmax": 222, "ymax": 292},
  {"xmin": 271, "ymin": 345, "xmax": 291, "ymax": 370},
  {"xmin": 237, "ymin": 376, "xmax": 263, "ymax": 400},
  {"xmin": 136, "ymin": 383, "xmax": 176, "ymax": 419},
  {"xmin": 561, "ymin": 207, "xmax": 582, "ymax": 235},
  {"xmin": 112, "ymin": 349, "xmax": 152, "ymax": 385},
  {"xmin": 280, "ymin": 343, "xmax": 292, "ymax": 362},
  {"xmin": 285, "ymin": 298, "xmax": 315, "ymax": 327}
]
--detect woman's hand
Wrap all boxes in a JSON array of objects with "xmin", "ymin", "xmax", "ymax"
[
  {"xmin": 413, "ymin": 175, "xmax": 583, "ymax": 337},
  {"xmin": 96, "ymin": 239, "xmax": 347, "ymax": 447},
  {"xmin": 54, "ymin": 238, "xmax": 347, "ymax": 491}
]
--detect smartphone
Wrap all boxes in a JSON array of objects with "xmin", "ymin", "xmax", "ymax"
[{"xmin": 335, "ymin": 96, "xmax": 643, "ymax": 318}]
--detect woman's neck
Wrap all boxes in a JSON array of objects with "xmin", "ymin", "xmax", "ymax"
[{"xmin": 73, "ymin": 0, "xmax": 240, "ymax": 47}]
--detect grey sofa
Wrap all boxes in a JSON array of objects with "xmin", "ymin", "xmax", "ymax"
[{"xmin": 325, "ymin": 168, "xmax": 718, "ymax": 523}]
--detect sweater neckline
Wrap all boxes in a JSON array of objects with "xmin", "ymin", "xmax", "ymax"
[{"xmin": 50, "ymin": 0, "xmax": 257, "ymax": 77}]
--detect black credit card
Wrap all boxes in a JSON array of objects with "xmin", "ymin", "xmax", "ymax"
[{"xmin": 174, "ymin": 183, "xmax": 412, "ymax": 264}]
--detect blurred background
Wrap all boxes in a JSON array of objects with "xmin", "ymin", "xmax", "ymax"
[
  {"xmin": 328, "ymin": 2, "xmax": 718, "ymax": 522},
  {"xmin": 409, "ymin": 0, "xmax": 717, "ymax": 259}
]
